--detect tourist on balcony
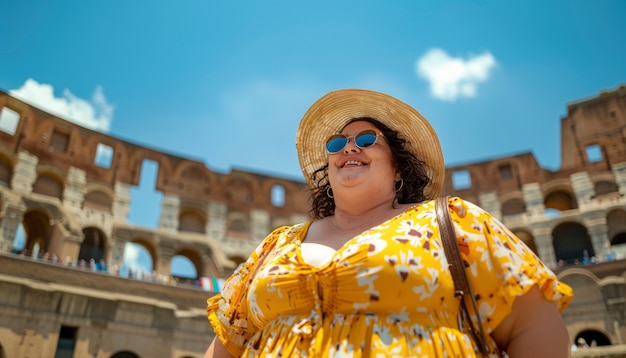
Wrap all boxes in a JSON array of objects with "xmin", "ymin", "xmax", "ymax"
[{"xmin": 205, "ymin": 89, "xmax": 574, "ymax": 357}]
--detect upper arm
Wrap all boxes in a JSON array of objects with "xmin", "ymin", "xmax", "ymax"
[
  {"xmin": 204, "ymin": 337, "xmax": 235, "ymax": 358},
  {"xmin": 491, "ymin": 285, "xmax": 570, "ymax": 357}
]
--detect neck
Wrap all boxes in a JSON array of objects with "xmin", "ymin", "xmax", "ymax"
[{"xmin": 332, "ymin": 194, "xmax": 401, "ymax": 231}]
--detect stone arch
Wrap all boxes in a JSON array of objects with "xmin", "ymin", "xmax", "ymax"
[
  {"xmin": 178, "ymin": 207, "xmax": 206, "ymax": 234},
  {"xmin": 227, "ymin": 211, "xmax": 250, "ymax": 234},
  {"xmin": 32, "ymin": 171, "xmax": 64, "ymax": 200},
  {"xmin": 552, "ymin": 222, "xmax": 594, "ymax": 264},
  {"xmin": 558, "ymin": 269, "xmax": 607, "ymax": 339},
  {"xmin": 21, "ymin": 209, "xmax": 53, "ymax": 257},
  {"xmin": 544, "ymin": 189, "xmax": 578, "ymax": 212},
  {"xmin": 607, "ymin": 208, "xmax": 626, "ymax": 245},
  {"xmin": 501, "ymin": 197, "xmax": 526, "ymax": 216},
  {"xmin": 172, "ymin": 247, "xmax": 203, "ymax": 279},
  {"xmin": 78, "ymin": 227, "xmax": 108, "ymax": 264},
  {"xmin": 83, "ymin": 186, "xmax": 114, "ymax": 213},
  {"xmin": 127, "ymin": 237, "xmax": 158, "ymax": 275},
  {"xmin": 594, "ymin": 180, "xmax": 619, "ymax": 197},
  {"xmin": 574, "ymin": 329, "xmax": 612, "ymax": 347},
  {"xmin": 173, "ymin": 161, "xmax": 214, "ymax": 193},
  {"xmin": 225, "ymin": 175, "xmax": 255, "ymax": 204}
]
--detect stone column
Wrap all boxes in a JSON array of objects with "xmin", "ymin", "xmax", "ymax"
[
  {"xmin": 108, "ymin": 235, "xmax": 128, "ymax": 275},
  {"xmin": 613, "ymin": 162, "xmax": 626, "ymax": 195},
  {"xmin": 207, "ymin": 201, "xmax": 227, "ymax": 243},
  {"xmin": 533, "ymin": 226, "xmax": 557, "ymax": 265},
  {"xmin": 156, "ymin": 246, "xmax": 176, "ymax": 278},
  {"xmin": 570, "ymin": 171, "xmax": 594, "ymax": 208},
  {"xmin": 158, "ymin": 194, "xmax": 180, "ymax": 232},
  {"xmin": 113, "ymin": 182, "xmax": 131, "ymax": 221},
  {"xmin": 586, "ymin": 215, "xmax": 611, "ymax": 261},
  {"xmin": 0, "ymin": 205, "xmax": 24, "ymax": 253},
  {"xmin": 250, "ymin": 209, "xmax": 270, "ymax": 243},
  {"xmin": 63, "ymin": 167, "xmax": 86, "ymax": 211},
  {"xmin": 522, "ymin": 183, "xmax": 545, "ymax": 217},
  {"xmin": 11, "ymin": 151, "xmax": 38, "ymax": 195}
]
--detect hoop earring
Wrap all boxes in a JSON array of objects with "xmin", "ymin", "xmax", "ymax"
[
  {"xmin": 326, "ymin": 186, "xmax": 334, "ymax": 198},
  {"xmin": 394, "ymin": 179, "xmax": 404, "ymax": 193}
]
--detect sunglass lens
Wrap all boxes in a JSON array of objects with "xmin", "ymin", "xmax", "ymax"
[
  {"xmin": 355, "ymin": 132, "xmax": 378, "ymax": 148},
  {"xmin": 326, "ymin": 136, "xmax": 348, "ymax": 153}
]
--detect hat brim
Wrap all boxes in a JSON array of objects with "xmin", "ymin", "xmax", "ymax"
[{"xmin": 296, "ymin": 88, "xmax": 444, "ymax": 200}]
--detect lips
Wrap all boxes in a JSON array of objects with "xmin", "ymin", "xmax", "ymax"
[{"xmin": 341, "ymin": 159, "xmax": 367, "ymax": 168}]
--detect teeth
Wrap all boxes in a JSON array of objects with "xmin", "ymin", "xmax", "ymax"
[{"xmin": 344, "ymin": 160, "xmax": 363, "ymax": 166}]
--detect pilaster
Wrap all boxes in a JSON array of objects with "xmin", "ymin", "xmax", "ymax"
[
  {"xmin": 158, "ymin": 194, "xmax": 180, "ymax": 232},
  {"xmin": 570, "ymin": 171, "xmax": 594, "ymax": 208},
  {"xmin": 113, "ymin": 182, "xmax": 131, "ymax": 221},
  {"xmin": 63, "ymin": 167, "xmax": 86, "ymax": 210},
  {"xmin": 11, "ymin": 151, "xmax": 37, "ymax": 195},
  {"xmin": 613, "ymin": 162, "xmax": 626, "ymax": 196},
  {"xmin": 523, "ymin": 183, "xmax": 545, "ymax": 217},
  {"xmin": 207, "ymin": 201, "xmax": 227, "ymax": 242},
  {"xmin": 532, "ymin": 226, "xmax": 557, "ymax": 265}
]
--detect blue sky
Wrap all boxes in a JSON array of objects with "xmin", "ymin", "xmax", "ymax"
[{"xmin": 2, "ymin": 1, "xmax": 626, "ymax": 276}]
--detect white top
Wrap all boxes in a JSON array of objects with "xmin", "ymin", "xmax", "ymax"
[{"xmin": 300, "ymin": 242, "xmax": 337, "ymax": 267}]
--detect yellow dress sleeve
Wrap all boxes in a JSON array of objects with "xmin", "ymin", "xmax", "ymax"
[
  {"xmin": 206, "ymin": 226, "xmax": 288, "ymax": 356},
  {"xmin": 447, "ymin": 197, "xmax": 574, "ymax": 334}
]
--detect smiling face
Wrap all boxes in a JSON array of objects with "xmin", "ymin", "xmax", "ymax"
[{"xmin": 327, "ymin": 120, "xmax": 400, "ymax": 196}]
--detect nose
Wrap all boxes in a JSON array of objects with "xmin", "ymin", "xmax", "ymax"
[{"xmin": 343, "ymin": 138, "xmax": 361, "ymax": 153}]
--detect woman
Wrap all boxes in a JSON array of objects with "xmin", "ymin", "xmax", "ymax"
[{"xmin": 205, "ymin": 89, "xmax": 573, "ymax": 357}]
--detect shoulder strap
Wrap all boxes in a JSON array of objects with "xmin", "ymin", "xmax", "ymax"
[{"xmin": 436, "ymin": 196, "xmax": 491, "ymax": 355}]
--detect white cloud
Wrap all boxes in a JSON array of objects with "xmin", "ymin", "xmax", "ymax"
[
  {"xmin": 416, "ymin": 48, "xmax": 496, "ymax": 101},
  {"xmin": 9, "ymin": 78, "xmax": 114, "ymax": 132}
]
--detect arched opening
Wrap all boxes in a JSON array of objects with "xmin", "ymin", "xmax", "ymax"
[
  {"xmin": 78, "ymin": 227, "xmax": 107, "ymax": 269},
  {"xmin": 83, "ymin": 189, "xmax": 113, "ymax": 213},
  {"xmin": 574, "ymin": 329, "xmax": 612, "ymax": 347},
  {"xmin": 612, "ymin": 232, "xmax": 626, "ymax": 246},
  {"xmin": 607, "ymin": 209, "xmax": 626, "ymax": 247},
  {"xmin": 501, "ymin": 198, "xmax": 526, "ymax": 216},
  {"xmin": 22, "ymin": 210, "xmax": 52, "ymax": 258},
  {"xmin": 171, "ymin": 247, "xmax": 203, "ymax": 283},
  {"xmin": 594, "ymin": 180, "xmax": 619, "ymax": 196},
  {"xmin": 32, "ymin": 173, "xmax": 64, "ymax": 200},
  {"xmin": 271, "ymin": 184, "xmax": 286, "ymax": 207},
  {"xmin": 122, "ymin": 241, "xmax": 155, "ymax": 279},
  {"xmin": 226, "ymin": 177, "xmax": 253, "ymax": 203},
  {"xmin": 11, "ymin": 223, "xmax": 26, "ymax": 253},
  {"xmin": 545, "ymin": 190, "xmax": 578, "ymax": 211},
  {"xmin": 171, "ymin": 255, "xmax": 197, "ymax": 281},
  {"xmin": 178, "ymin": 208, "xmax": 206, "ymax": 234},
  {"xmin": 553, "ymin": 222, "xmax": 594, "ymax": 265}
]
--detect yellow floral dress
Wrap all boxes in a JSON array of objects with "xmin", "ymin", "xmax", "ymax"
[{"xmin": 207, "ymin": 197, "xmax": 573, "ymax": 357}]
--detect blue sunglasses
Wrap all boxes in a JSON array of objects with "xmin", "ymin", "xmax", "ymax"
[{"xmin": 325, "ymin": 130, "xmax": 384, "ymax": 154}]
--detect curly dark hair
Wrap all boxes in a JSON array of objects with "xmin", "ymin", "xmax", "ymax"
[{"xmin": 308, "ymin": 117, "xmax": 431, "ymax": 219}]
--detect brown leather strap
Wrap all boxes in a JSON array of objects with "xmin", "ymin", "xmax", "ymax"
[{"xmin": 436, "ymin": 196, "xmax": 491, "ymax": 355}]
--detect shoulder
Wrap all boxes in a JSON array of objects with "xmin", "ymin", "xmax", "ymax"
[{"xmin": 444, "ymin": 196, "xmax": 492, "ymax": 220}]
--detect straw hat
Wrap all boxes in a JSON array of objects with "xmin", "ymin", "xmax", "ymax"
[{"xmin": 295, "ymin": 88, "xmax": 444, "ymax": 200}]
